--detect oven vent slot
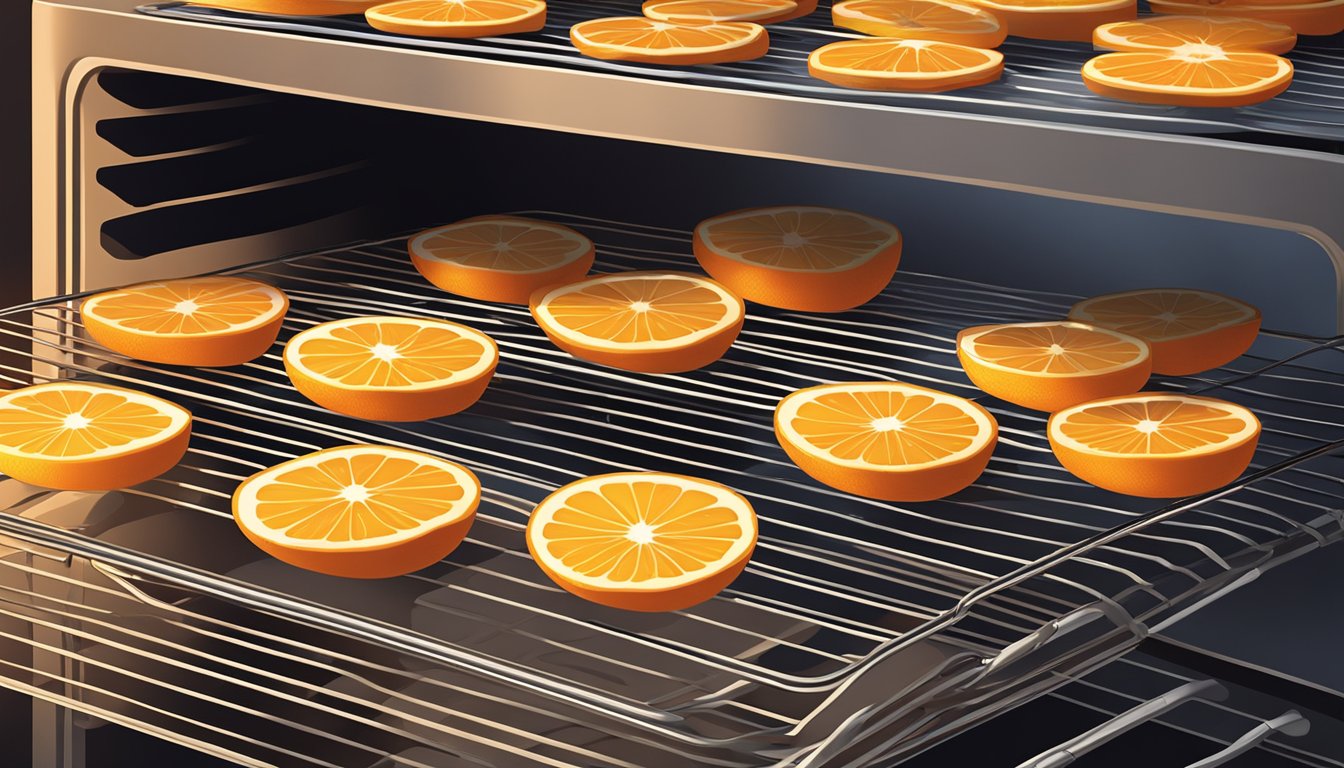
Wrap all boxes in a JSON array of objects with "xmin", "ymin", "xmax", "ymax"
[{"xmin": 96, "ymin": 70, "xmax": 259, "ymax": 111}]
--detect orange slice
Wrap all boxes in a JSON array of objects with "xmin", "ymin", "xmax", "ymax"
[
  {"xmin": 957, "ymin": 322, "xmax": 1152, "ymax": 412},
  {"xmin": 526, "ymin": 472, "xmax": 757, "ymax": 612},
  {"xmin": 408, "ymin": 216, "xmax": 595, "ymax": 304},
  {"xmin": 693, "ymin": 206, "xmax": 903, "ymax": 313},
  {"xmin": 965, "ymin": 0, "xmax": 1136, "ymax": 41},
  {"xmin": 364, "ymin": 0, "xmax": 546, "ymax": 38},
  {"xmin": 832, "ymin": 0, "xmax": 1007, "ymax": 47},
  {"xmin": 1148, "ymin": 0, "xmax": 1344, "ymax": 36},
  {"xmin": 642, "ymin": 0, "xmax": 800, "ymax": 23},
  {"xmin": 775, "ymin": 381, "xmax": 998, "ymax": 501},
  {"xmin": 1069, "ymin": 289, "xmax": 1261, "ymax": 375},
  {"xmin": 81, "ymin": 276, "xmax": 288, "ymax": 368},
  {"xmin": 1093, "ymin": 16, "xmax": 1296, "ymax": 54},
  {"xmin": 529, "ymin": 272, "xmax": 745, "ymax": 373},
  {"xmin": 0, "ymin": 382, "xmax": 191, "ymax": 491},
  {"xmin": 1048, "ymin": 393, "xmax": 1260, "ymax": 497},
  {"xmin": 185, "ymin": 0, "xmax": 381, "ymax": 15},
  {"xmin": 233, "ymin": 445, "xmax": 480, "ymax": 578},
  {"xmin": 570, "ymin": 17, "xmax": 771, "ymax": 64},
  {"xmin": 283, "ymin": 316, "xmax": 499, "ymax": 421},
  {"xmin": 1082, "ymin": 48, "xmax": 1293, "ymax": 107},
  {"xmin": 808, "ymin": 38, "xmax": 1006, "ymax": 91}
]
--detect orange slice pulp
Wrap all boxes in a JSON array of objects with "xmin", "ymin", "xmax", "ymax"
[
  {"xmin": 642, "ymin": 0, "xmax": 800, "ymax": 23},
  {"xmin": 693, "ymin": 205, "xmax": 903, "ymax": 312},
  {"xmin": 1048, "ymin": 393, "xmax": 1260, "ymax": 497},
  {"xmin": 1093, "ymin": 16, "xmax": 1296, "ymax": 53},
  {"xmin": 965, "ymin": 0, "xmax": 1136, "ymax": 41},
  {"xmin": 832, "ymin": 0, "xmax": 1007, "ymax": 47},
  {"xmin": 364, "ymin": 0, "xmax": 546, "ymax": 37},
  {"xmin": 570, "ymin": 17, "xmax": 771, "ymax": 64},
  {"xmin": 233, "ymin": 445, "xmax": 480, "ymax": 578},
  {"xmin": 1082, "ymin": 47, "xmax": 1293, "ymax": 107},
  {"xmin": 808, "ymin": 38, "xmax": 1006, "ymax": 91},
  {"xmin": 1069, "ymin": 289, "xmax": 1261, "ymax": 375},
  {"xmin": 1148, "ymin": 0, "xmax": 1344, "ymax": 36},
  {"xmin": 409, "ymin": 216, "xmax": 595, "ymax": 304},
  {"xmin": 526, "ymin": 472, "xmax": 758, "ymax": 611}
]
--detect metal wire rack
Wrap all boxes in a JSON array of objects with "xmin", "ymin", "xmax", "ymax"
[
  {"xmin": 0, "ymin": 211, "xmax": 1341, "ymax": 766},
  {"xmin": 134, "ymin": 0, "xmax": 1344, "ymax": 141}
]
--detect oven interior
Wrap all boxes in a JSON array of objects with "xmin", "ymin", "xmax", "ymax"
[{"xmin": 2, "ymin": 67, "xmax": 1341, "ymax": 767}]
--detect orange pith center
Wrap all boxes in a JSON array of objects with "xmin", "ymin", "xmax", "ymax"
[
  {"xmin": 1079, "ymin": 292, "xmax": 1251, "ymax": 340},
  {"xmin": 818, "ymin": 40, "xmax": 992, "ymax": 72},
  {"xmin": 1059, "ymin": 400, "xmax": 1247, "ymax": 454},
  {"xmin": 545, "ymin": 278, "xmax": 731, "ymax": 343},
  {"xmin": 252, "ymin": 453, "xmax": 466, "ymax": 541},
  {"xmin": 541, "ymin": 481, "xmax": 743, "ymax": 582},
  {"xmin": 1093, "ymin": 50, "xmax": 1283, "ymax": 88},
  {"xmin": 295, "ymin": 322, "xmax": 487, "ymax": 386},
  {"xmin": 418, "ymin": 222, "xmax": 583, "ymax": 270},
  {"xmin": 0, "ymin": 389, "xmax": 173, "ymax": 457},
  {"xmin": 792, "ymin": 390, "xmax": 980, "ymax": 464},
  {"xmin": 707, "ymin": 210, "xmax": 892, "ymax": 269},
  {"xmin": 971, "ymin": 325, "xmax": 1143, "ymax": 373},
  {"xmin": 90, "ymin": 279, "xmax": 278, "ymax": 335}
]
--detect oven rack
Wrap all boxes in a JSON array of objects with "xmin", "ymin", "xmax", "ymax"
[
  {"xmin": 136, "ymin": 0, "xmax": 1344, "ymax": 142},
  {"xmin": 1, "ymin": 211, "xmax": 1342, "ymax": 766}
]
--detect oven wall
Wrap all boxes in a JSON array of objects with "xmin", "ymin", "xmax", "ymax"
[{"xmin": 66, "ymin": 72, "xmax": 1340, "ymax": 339}]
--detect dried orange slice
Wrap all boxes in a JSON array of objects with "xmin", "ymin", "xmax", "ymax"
[
  {"xmin": 409, "ymin": 216, "xmax": 595, "ymax": 304},
  {"xmin": 81, "ymin": 276, "xmax": 288, "ymax": 368},
  {"xmin": 283, "ymin": 316, "xmax": 498, "ymax": 421},
  {"xmin": 832, "ymin": 0, "xmax": 1007, "ymax": 47},
  {"xmin": 570, "ymin": 17, "xmax": 770, "ymax": 64},
  {"xmin": 1069, "ymin": 289, "xmax": 1261, "ymax": 375},
  {"xmin": 643, "ymin": 0, "xmax": 799, "ymax": 23},
  {"xmin": 1082, "ymin": 48, "xmax": 1293, "ymax": 107},
  {"xmin": 693, "ymin": 206, "xmax": 902, "ymax": 312},
  {"xmin": 0, "ymin": 382, "xmax": 191, "ymax": 491},
  {"xmin": 775, "ymin": 381, "xmax": 997, "ymax": 501},
  {"xmin": 185, "ymin": 0, "xmax": 381, "ymax": 15},
  {"xmin": 365, "ymin": 0, "xmax": 546, "ymax": 38},
  {"xmin": 529, "ymin": 272, "xmax": 745, "ymax": 373},
  {"xmin": 808, "ymin": 38, "xmax": 1005, "ymax": 91},
  {"xmin": 526, "ymin": 472, "xmax": 757, "ymax": 612},
  {"xmin": 233, "ymin": 445, "xmax": 480, "ymax": 578},
  {"xmin": 1094, "ymin": 16, "xmax": 1296, "ymax": 54},
  {"xmin": 965, "ymin": 0, "xmax": 1136, "ymax": 41},
  {"xmin": 957, "ymin": 322, "xmax": 1152, "ymax": 412},
  {"xmin": 1149, "ymin": 0, "xmax": 1344, "ymax": 35},
  {"xmin": 1048, "ymin": 393, "xmax": 1260, "ymax": 497}
]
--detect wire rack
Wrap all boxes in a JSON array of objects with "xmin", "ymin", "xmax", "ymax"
[
  {"xmin": 1, "ymin": 212, "xmax": 1342, "ymax": 766},
  {"xmin": 134, "ymin": 0, "xmax": 1344, "ymax": 142}
]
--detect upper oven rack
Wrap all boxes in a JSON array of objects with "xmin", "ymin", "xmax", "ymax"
[
  {"xmin": 1, "ymin": 211, "xmax": 1342, "ymax": 766},
  {"xmin": 135, "ymin": 0, "xmax": 1344, "ymax": 143}
]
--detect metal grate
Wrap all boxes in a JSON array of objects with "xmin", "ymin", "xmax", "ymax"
[
  {"xmin": 135, "ymin": 0, "xmax": 1344, "ymax": 142},
  {"xmin": 1, "ymin": 212, "xmax": 1342, "ymax": 766}
]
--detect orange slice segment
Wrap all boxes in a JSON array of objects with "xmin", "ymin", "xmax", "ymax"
[
  {"xmin": 775, "ymin": 381, "xmax": 998, "ymax": 501},
  {"xmin": 1093, "ymin": 16, "xmax": 1297, "ymax": 54},
  {"xmin": 1148, "ymin": 0, "xmax": 1344, "ymax": 36},
  {"xmin": 81, "ymin": 276, "xmax": 289, "ymax": 368},
  {"xmin": 283, "ymin": 316, "xmax": 499, "ymax": 421},
  {"xmin": 233, "ymin": 445, "xmax": 480, "ymax": 578},
  {"xmin": 0, "ymin": 382, "xmax": 191, "ymax": 491},
  {"xmin": 1082, "ymin": 48, "xmax": 1293, "ymax": 107},
  {"xmin": 1069, "ymin": 289, "xmax": 1261, "ymax": 375},
  {"xmin": 1048, "ymin": 393, "xmax": 1260, "ymax": 497},
  {"xmin": 808, "ymin": 38, "xmax": 1006, "ymax": 92},
  {"xmin": 529, "ymin": 272, "xmax": 745, "ymax": 373},
  {"xmin": 642, "ymin": 0, "xmax": 800, "ymax": 23},
  {"xmin": 409, "ymin": 216, "xmax": 595, "ymax": 304},
  {"xmin": 965, "ymin": 0, "xmax": 1136, "ymax": 41},
  {"xmin": 526, "ymin": 472, "xmax": 758, "ymax": 612},
  {"xmin": 957, "ymin": 322, "xmax": 1152, "ymax": 412},
  {"xmin": 693, "ymin": 205, "xmax": 903, "ymax": 312},
  {"xmin": 364, "ymin": 0, "xmax": 546, "ymax": 38},
  {"xmin": 185, "ymin": 0, "xmax": 382, "ymax": 15},
  {"xmin": 570, "ymin": 17, "xmax": 771, "ymax": 64},
  {"xmin": 832, "ymin": 0, "xmax": 1007, "ymax": 47}
]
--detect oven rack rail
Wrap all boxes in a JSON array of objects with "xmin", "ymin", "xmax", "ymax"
[
  {"xmin": 1, "ymin": 212, "xmax": 1342, "ymax": 765},
  {"xmin": 136, "ymin": 0, "xmax": 1344, "ymax": 143}
]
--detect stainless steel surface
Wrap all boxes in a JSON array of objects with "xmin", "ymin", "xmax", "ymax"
[
  {"xmin": 2, "ymin": 212, "xmax": 1342, "ymax": 765},
  {"xmin": 32, "ymin": 0, "xmax": 1344, "ymax": 329}
]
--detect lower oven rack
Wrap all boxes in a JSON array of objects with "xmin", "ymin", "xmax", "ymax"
[{"xmin": 0, "ymin": 211, "xmax": 1341, "ymax": 766}]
